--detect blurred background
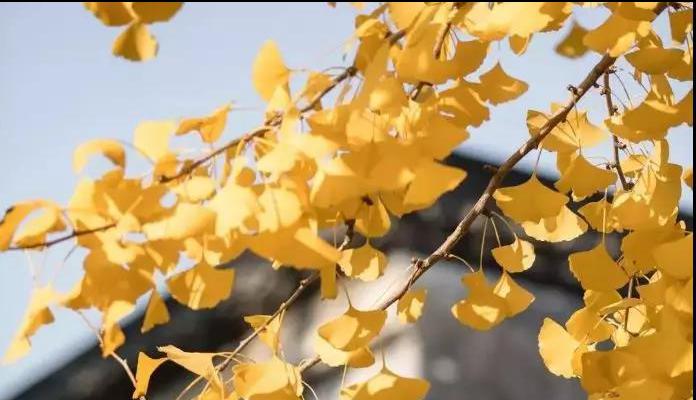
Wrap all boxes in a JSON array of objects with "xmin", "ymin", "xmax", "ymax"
[{"xmin": 0, "ymin": 3, "xmax": 692, "ymax": 399}]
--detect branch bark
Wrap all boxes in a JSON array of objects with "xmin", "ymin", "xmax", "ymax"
[{"xmin": 603, "ymin": 71, "xmax": 632, "ymax": 191}]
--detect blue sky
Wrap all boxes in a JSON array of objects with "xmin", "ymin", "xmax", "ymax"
[{"xmin": 0, "ymin": 3, "xmax": 692, "ymax": 398}]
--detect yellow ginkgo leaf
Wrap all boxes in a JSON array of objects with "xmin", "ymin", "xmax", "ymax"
[
  {"xmin": 73, "ymin": 139, "xmax": 126, "ymax": 173},
  {"xmin": 438, "ymin": 80, "xmax": 490, "ymax": 128},
  {"xmin": 102, "ymin": 322, "xmax": 126, "ymax": 357},
  {"xmin": 583, "ymin": 12, "xmax": 651, "ymax": 57},
  {"xmin": 522, "ymin": 206, "xmax": 587, "ymax": 242},
  {"xmin": 493, "ymin": 174, "xmax": 568, "ymax": 224},
  {"xmin": 318, "ymin": 306, "xmax": 387, "ymax": 351},
  {"xmin": 158, "ymin": 345, "xmax": 222, "ymax": 391},
  {"xmin": 403, "ymin": 160, "xmax": 467, "ymax": 211},
  {"xmin": 339, "ymin": 242, "xmax": 388, "ymax": 282},
  {"xmin": 555, "ymin": 21, "xmax": 589, "ymax": 58},
  {"xmin": 354, "ymin": 198, "xmax": 392, "ymax": 238},
  {"xmin": 387, "ymin": 2, "xmax": 425, "ymax": 31},
  {"xmin": 528, "ymin": 107, "xmax": 607, "ymax": 152},
  {"xmin": 256, "ymin": 187, "xmax": 303, "ymax": 233},
  {"xmin": 244, "ymin": 314, "xmax": 282, "ymax": 354},
  {"xmin": 233, "ymin": 357, "xmax": 302, "ymax": 400},
  {"xmin": 451, "ymin": 270, "xmax": 507, "ymax": 331},
  {"xmin": 669, "ymin": 8, "xmax": 693, "ymax": 44},
  {"xmin": 493, "ymin": 272, "xmax": 535, "ymax": 317},
  {"xmin": 625, "ymin": 47, "xmax": 683, "ymax": 75},
  {"xmin": 491, "ymin": 238, "xmax": 536, "ymax": 273},
  {"xmin": 397, "ymin": 288, "xmax": 427, "ymax": 324},
  {"xmin": 565, "ymin": 308, "xmax": 614, "ymax": 343},
  {"xmin": 172, "ymin": 176, "xmax": 216, "ymax": 203},
  {"xmin": 252, "ymin": 41, "xmax": 290, "ymax": 101},
  {"xmin": 133, "ymin": 120, "xmax": 176, "ymax": 162},
  {"xmin": 133, "ymin": 352, "xmax": 167, "ymax": 399},
  {"xmin": 538, "ymin": 318, "xmax": 581, "ymax": 378},
  {"xmin": 314, "ymin": 333, "xmax": 375, "ymax": 368},
  {"xmin": 144, "ymin": 203, "xmax": 215, "ymax": 241},
  {"xmin": 141, "ymin": 289, "xmax": 169, "ymax": 333},
  {"xmin": 578, "ymin": 199, "xmax": 618, "ymax": 234},
  {"xmin": 509, "ymin": 34, "xmax": 532, "ymax": 55},
  {"xmin": 3, "ymin": 286, "xmax": 56, "ymax": 363},
  {"xmin": 209, "ymin": 180, "xmax": 259, "ymax": 235},
  {"xmin": 477, "ymin": 62, "xmax": 529, "ymax": 105},
  {"xmin": 652, "ymin": 233, "xmax": 693, "ymax": 279},
  {"xmin": 113, "ymin": 22, "xmax": 158, "ymax": 61},
  {"xmin": 555, "ymin": 153, "xmax": 616, "ymax": 200},
  {"xmin": 569, "ymin": 243, "xmax": 629, "ymax": 291},
  {"xmin": 176, "ymin": 103, "xmax": 231, "ymax": 143},
  {"xmin": 129, "ymin": 2, "xmax": 182, "ymax": 24},
  {"xmin": 167, "ymin": 263, "xmax": 235, "ymax": 310},
  {"xmin": 340, "ymin": 366, "xmax": 430, "ymax": 400},
  {"xmin": 84, "ymin": 2, "xmax": 133, "ymax": 26},
  {"xmin": 0, "ymin": 200, "xmax": 49, "ymax": 250},
  {"xmin": 683, "ymin": 167, "xmax": 693, "ymax": 189},
  {"xmin": 12, "ymin": 204, "xmax": 66, "ymax": 248}
]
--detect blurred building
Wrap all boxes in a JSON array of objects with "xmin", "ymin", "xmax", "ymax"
[{"xmin": 12, "ymin": 152, "xmax": 691, "ymax": 400}]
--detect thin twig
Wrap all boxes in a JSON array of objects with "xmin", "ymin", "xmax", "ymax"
[
  {"xmin": 8, "ymin": 223, "xmax": 117, "ymax": 251},
  {"xmin": 603, "ymin": 71, "xmax": 631, "ymax": 191}
]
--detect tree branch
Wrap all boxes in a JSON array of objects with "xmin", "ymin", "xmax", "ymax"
[
  {"xmin": 7, "ymin": 223, "xmax": 117, "ymax": 251},
  {"xmin": 602, "ymin": 70, "xmax": 632, "ymax": 191}
]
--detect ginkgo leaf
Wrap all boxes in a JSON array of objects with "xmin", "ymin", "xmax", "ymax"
[
  {"xmin": 12, "ymin": 204, "xmax": 66, "ymax": 248},
  {"xmin": 3, "ymin": 286, "xmax": 56, "ymax": 363},
  {"xmin": 669, "ymin": 8, "xmax": 693, "ymax": 44},
  {"xmin": 113, "ymin": 22, "xmax": 158, "ymax": 61},
  {"xmin": 522, "ymin": 206, "xmax": 587, "ymax": 242},
  {"xmin": 176, "ymin": 103, "xmax": 231, "ymax": 143},
  {"xmin": 84, "ymin": 2, "xmax": 134, "ymax": 26},
  {"xmin": 158, "ymin": 345, "xmax": 222, "ymax": 390},
  {"xmin": 102, "ymin": 322, "xmax": 126, "ymax": 357},
  {"xmin": 209, "ymin": 180, "xmax": 259, "ymax": 235},
  {"xmin": 129, "ymin": 2, "xmax": 182, "ymax": 24},
  {"xmin": 477, "ymin": 62, "xmax": 529, "ymax": 105},
  {"xmin": 438, "ymin": 80, "xmax": 490, "ymax": 128},
  {"xmin": 565, "ymin": 308, "xmax": 613, "ymax": 343},
  {"xmin": 397, "ymin": 288, "xmax": 427, "ymax": 324},
  {"xmin": 144, "ymin": 203, "xmax": 215, "ymax": 240},
  {"xmin": 339, "ymin": 242, "xmax": 388, "ymax": 281},
  {"xmin": 462, "ymin": 3, "xmax": 572, "ymax": 41},
  {"xmin": 141, "ymin": 289, "xmax": 169, "ymax": 333},
  {"xmin": 555, "ymin": 22, "xmax": 589, "ymax": 58},
  {"xmin": 583, "ymin": 12, "xmax": 651, "ymax": 56},
  {"xmin": 491, "ymin": 238, "xmax": 536, "ymax": 273},
  {"xmin": 314, "ymin": 333, "xmax": 375, "ymax": 368},
  {"xmin": 0, "ymin": 200, "xmax": 48, "ymax": 250},
  {"xmin": 232, "ymin": 357, "xmax": 302, "ymax": 400},
  {"xmin": 568, "ymin": 243, "xmax": 629, "ymax": 291},
  {"xmin": 133, "ymin": 120, "xmax": 176, "ymax": 162},
  {"xmin": 318, "ymin": 306, "xmax": 387, "ymax": 351},
  {"xmin": 256, "ymin": 187, "xmax": 303, "ymax": 233},
  {"xmin": 625, "ymin": 47, "xmax": 683, "ymax": 75},
  {"xmin": 493, "ymin": 272, "xmax": 535, "ymax": 317},
  {"xmin": 538, "ymin": 318, "xmax": 581, "ymax": 378},
  {"xmin": 403, "ymin": 160, "xmax": 467, "ymax": 211},
  {"xmin": 73, "ymin": 139, "xmax": 126, "ymax": 173},
  {"xmin": 354, "ymin": 198, "xmax": 392, "ymax": 238},
  {"xmin": 555, "ymin": 153, "xmax": 616, "ymax": 200},
  {"xmin": 167, "ymin": 262, "xmax": 234, "ymax": 310},
  {"xmin": 172, "ymin": 176, "xmax": 216, "ymax": 203},
  {"xmin": 683, "ymin": 167, "xmax": 693, "ymax": 189},
  {"xmin": 652, "ymin": 233, "xmax": 693, "ymax": 279},
  {"xmin": 578, "ymin": 199, "xmax": 618, "ymax": 234},
  {"xmin": 340, "ymin": 366, "xmax": 430, "ymax": 400},
  {"xmin": 244, "ymin": 314, "xmax": 282, "ymax": 354},
  {"xmin": 527, "ymin": 107, "xmax": 607, "ymax": 152},
  {"xmin": 493, "ymin": 174, "xmax": 568, "ymax": 224},
  {"xmin": 133, "ymin": 352, "xmax": 167, "ymax": 399},
  {"xmin": 451, "ymin": 270, "xmax": 507, "ymax": 331},
  {"xmin": 252, "ymin": 41, "xmax": 290, "ymax": 101}
]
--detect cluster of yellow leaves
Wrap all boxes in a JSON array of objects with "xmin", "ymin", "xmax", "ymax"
[
  {"xmin": 0, "ymin": 2, "xmax": 692, "ymax": 400},
  {"xmin": 84, "ymin": 2, "xmax": 183, "ymax": 61}
]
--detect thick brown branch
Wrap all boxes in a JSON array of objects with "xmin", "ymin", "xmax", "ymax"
[
  {"xmin": 603, "ymin": 71, "xmax": 631, "ymax": 191},
  {"xmin": 7, "ymin": 223, "xmax": 117, "ymax": 251}
]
